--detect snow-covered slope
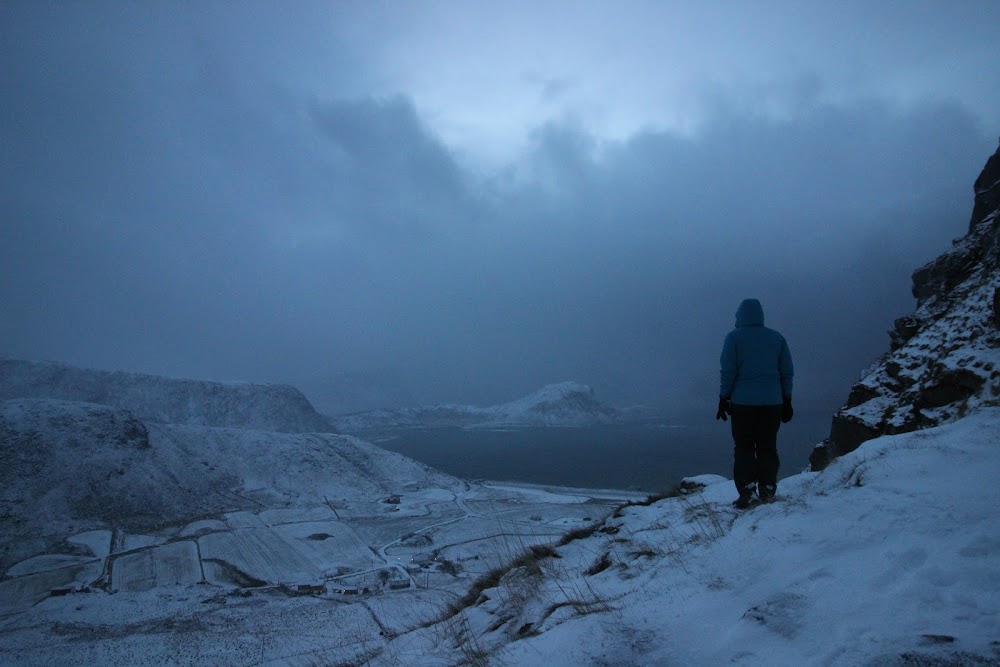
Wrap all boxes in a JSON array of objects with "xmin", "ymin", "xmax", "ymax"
[
  {"xmin": 393, "ymin": 410, "xmax": 1000, "ymax": 666},
  {"xmin": 0, "ymin": 398, "xmax": 460, "ymax": 573},
  {"xmin": 335, "ymin": 381, "xmax": 618, "ymax": 432},
  {"xmin": 813, "ymin": 146, "xmax": 1000, "ymax": 468},
  {"xmin": 0, "ymin": 357, "xmax": 333, "ymax": 432}
]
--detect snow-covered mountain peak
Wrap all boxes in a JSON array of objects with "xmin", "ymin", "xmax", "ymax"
[
  {"xmin": 488, "ymin": 381, "xmax": 615, "ymax": 426},
  {"xmin": 518, "ymin": 381, "xmax": 593, "ymax": 400},
  {"xmin": 334, "ymin": 381, "xmax": 618, "ymax": 432},
  {"xmin": 504, "ymin": 381, "xmax": 596, "ymax": 411}
]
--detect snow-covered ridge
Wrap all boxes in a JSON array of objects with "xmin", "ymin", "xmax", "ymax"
[
  {"xmin": 334, "ymin": 381, "xmax": 619, "ymax": 432},
  {"xmin": 813, "ymin": 146, "xmax": 1000, "ymax": 468},
  {"xmin": 0, "ymin": 357, "xmax": 333, "ymax": 432}
]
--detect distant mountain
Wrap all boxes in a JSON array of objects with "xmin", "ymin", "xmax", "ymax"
[
  {"xmin": 811, "ymin": 145, "xmax": 1000, "ymax": 469},
  {"xmin": 0, "ymin": 357, "xmax": 333, "ymax": 433},
  {"xmin": 334, "ymin": 381, "xmax": 620, "ymax": 432},
  {"xmin": 0, "ymin": 397, "xmax": 460, "ymax": 573}
]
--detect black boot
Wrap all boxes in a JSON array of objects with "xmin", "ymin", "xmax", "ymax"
[
  {"xmin": 759, "ymin": 483, "xmax": 777, "ymax": 503},
  {"xmin": 732, "ymin": 483, "xmax": 756, "ymax": 509}
]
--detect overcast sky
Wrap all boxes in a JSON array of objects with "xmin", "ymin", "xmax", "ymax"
[{"xmin": 2, "ymin": 1, "xmax": 998, "ymax": 422}]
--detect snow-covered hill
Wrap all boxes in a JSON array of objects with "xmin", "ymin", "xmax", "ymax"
[
  {"xmin": 0, "ymin": 398, "xmax": 459, "ymax": 574},
  {"xmin": 812, "ymin": 145, "xmax": 1000, "ymax": 468},
  {"xmin": 0, "ymin": 357, "xmax": 333, "ymax": 432},
  {"xmin": 389, "ymin": 410, "xmax": 1000, "ymax": 665},
  {"xmin": 0, "ymin": 394, "xmax": 631, "ymax": 666},
  {"xmin": 335, "ymin": 381, "xmax": 619, "ymax": 432}
]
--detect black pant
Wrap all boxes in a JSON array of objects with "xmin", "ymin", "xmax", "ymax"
[{"xmin": 730, "ymin": 404, "xmax": 782, "ymax": 496}]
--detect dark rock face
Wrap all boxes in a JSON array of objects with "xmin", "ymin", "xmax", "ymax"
[
  {"xmin": 812, "ymin": 146, "xmax": 1000, "ymax": 470},
  {"xmin": 970, "ymin": 146, "xmax": 1000, "ymax": 232},
  {"xmin": 915, "ymin": 368, "xmax": 986, "ymax": 409},
  {"xmin": 911, "ymin": 145, "xmax": 1000, "ymax": 311},
  {"xmin": 889, "ymin": 315, "xmax": 921, "ymax": 351}
]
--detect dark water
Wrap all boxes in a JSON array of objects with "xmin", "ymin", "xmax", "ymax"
[{"xmin": 376, "ymin": 416, "xmax": 827, "ymax": 492}]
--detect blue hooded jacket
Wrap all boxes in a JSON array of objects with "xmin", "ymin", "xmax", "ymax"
[{"xmin": 720, "ymin": 298, "xmax": 793, "ymax": 406}]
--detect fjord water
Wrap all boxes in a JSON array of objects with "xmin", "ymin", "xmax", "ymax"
[{"xmin": 377, "ymin": 415, "xmax": 828, "ymax": 492}]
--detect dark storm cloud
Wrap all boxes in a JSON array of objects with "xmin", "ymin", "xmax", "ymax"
[
  {"xmin": 1, "ymin": 2, "xmax": 468, "ymax": 384},
  {"xmin": 404, "ymin": 97, "xmax": 989, "ymax": 413},
  {"xmin": 1, "ymin": 2, "xmax": 995, "ymax": 427},
  {"xmin": 309, "ymin": 96, "xmax": 469, "ymax": 237}
]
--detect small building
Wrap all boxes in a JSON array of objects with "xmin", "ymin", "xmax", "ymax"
[
  {"xmin": 410, "ymin": 552, "xmax": 434, "ymax": 566},
  {"xmin": 293, "ymin": 583, "xmax": 324, "ymax": 595}
]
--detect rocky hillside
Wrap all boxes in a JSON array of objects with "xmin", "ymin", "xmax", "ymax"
[
  {"xmin": 334, "ymin": 381, "xmax": 619, "ymax": 432},
  {"xmin": 812, "ymin": 146, "xmax": 1000, "ymax": 469},
  {"xmin": 0, "ymin": 357, "xmax": 333, "ymax": 433}
]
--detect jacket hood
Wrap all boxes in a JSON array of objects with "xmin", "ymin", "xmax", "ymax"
[{"xmin": 736, "ymin": 298, "xmax": 765, "ymax": 327}]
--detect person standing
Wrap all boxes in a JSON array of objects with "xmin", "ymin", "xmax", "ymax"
[{"xmin": 716, "ymin": 298, "xmax": 794, "ymax": 508}]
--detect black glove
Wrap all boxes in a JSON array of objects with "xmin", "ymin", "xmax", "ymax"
[
  {"xmin": 781, "ymin": 397, "xmax": 793, "ymax": 423},
  {"xmin": 716, "ymin": 397, "xmax": 731, "ymax": 421}
]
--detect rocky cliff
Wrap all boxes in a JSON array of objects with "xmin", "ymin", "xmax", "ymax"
[
  {"xmin": 0, "ymin": 358, "xmax": 333, "ymax": 433},
  {"xmin": 811, "ymin": 145, "xmax": 1000, "ymax": 469}
]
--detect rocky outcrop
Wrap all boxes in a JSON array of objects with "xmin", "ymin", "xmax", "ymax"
[
  {"xmin": 811, "ymin": 145, "xmax": 1000, "ymax": 470},
  {"xmin": 0, "ymin": 358, "xmax": 333, "ymax": 433},
  {"xmin": 969, "ymin": 146, "xmax": 1000, "ymax": 234}
]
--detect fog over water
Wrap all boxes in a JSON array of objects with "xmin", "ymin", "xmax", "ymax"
[{"xmin": 3, "ymin": 3, "xmax": 999, "ymax": 421}]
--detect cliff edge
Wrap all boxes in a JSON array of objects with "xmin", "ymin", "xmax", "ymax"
[{"xmin": 811, "ymin": 145, "xmax": 1000, "ymax": 469}]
